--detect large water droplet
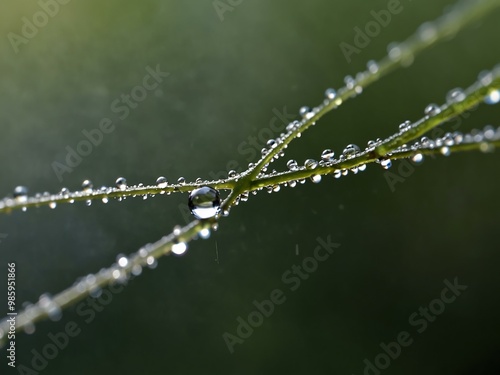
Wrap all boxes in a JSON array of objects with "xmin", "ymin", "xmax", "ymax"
[{"xmin": 188, "ymin": 186, "xmax": 221, "ymax": 219}]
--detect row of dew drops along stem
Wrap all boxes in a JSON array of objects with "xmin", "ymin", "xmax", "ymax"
[
  {"xmin": 238, "ymin": 67, "xmax": 500, "ymax": 195},
  {"xmin": 5, "ymin": 65, "xmax": 500, "ymax": 216},
  {"xmin": 0, "ymin": 219, "xmax": 214, "ymax": 340},
  {"xmin": 3, "ymin": 15, "xmax": 498, "ymax": 213},
  {"xmin": 3, "ymin": 127, "xmax": 500, "ymax": 342},
  {"xmin": 0, "ymin": 3, "xmax": 491, "ymax": 207},
  {"xmin": 0, "ymin": 59, "xmax": 386, "ymax": 341},
  {"xmin": 1, "ymin": 19, "xmax": 500, "ymax": 343},
  {"xmin": 0, "ymin": 185, "xmax": 220, "ymax": 339}
]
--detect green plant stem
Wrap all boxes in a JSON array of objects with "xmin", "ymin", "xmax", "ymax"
[{"xmin": 221, "ymin": 0, "xmax": 500, "ymax": 212}]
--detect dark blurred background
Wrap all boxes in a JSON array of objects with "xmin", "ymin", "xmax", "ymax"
[{"xmin": 0, "ymin": 0, "xmax": 499, "ymax": 374}]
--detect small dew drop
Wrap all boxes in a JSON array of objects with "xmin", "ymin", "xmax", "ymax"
[
  {"xmin": 420, "ymin": 136, "xmax": 433, "ymax": 149},
  {"xmin": 156, "ymin": 176, "xmax": 168, "ymax": 188},
  {"xmin": 299, "ymin": 106, "xmax": 311, "ymax": 118},
  {"xmin": 453, "ymin": 132, "xmax": 464, "ymax": 144},
  {"xmin": 418, "ymin": 22, "xmax": 437, "ymax": 42},
  {"xmin": 342, "ymin": 144, "xmax": 360, "ymax": 158},
  {"xmin": 380, "ymin": 159, "xmax": 392, "ymax": 169},
  {"xmin": 446, "ymin": 88, "xmax": 466, "ymax": 104},
  {"xmin": 483, "ymin": 125, "xmax": 495, "ymax": 140},
  {"xmin": 287, "ymin": 159, "xmax": 299, "ymax": 171},
  {"xmin": 82, "ymin": 180, "xmax": 93, "ymax": 193},
  {"xmin": 367, "ymin": 60, "xmax": 379, "ymax": 74},
  {"xmin": 13, "ymin": 186, "xmax": 28, "ymax": 203},
  {"xmin": 344, "ymin": 75, "xmax": 355, "ymax": 89},
  {"xmin": 172, "ymin": 242, "xmax": 187, "ymax": 255},
  {"xmin": 266, "ymin": 139, "xmax": 277, "ymax": 149},
  {"xmin": 24, "ymin": 322, "xmax": 36, "ymax": 335},
  {"xmin": 49, "ymin": 202, "xmax": 57, "ymax": 209},
  {"xmin": 399, "ymin": 121, "xmax": 411, "ymax": 131},
  {"xmin": 115, "ymin": 177, "xmax": 127, "ymax": 190},
  {"xmin": 177, "ymin": 177, "xmax": 186, "ymax": 185},
  {"xmin": 39, "ymin": 294, "xmax": 62, "ymax": 322},
  {"xmin": 325, "ymin": 88, "xmax": 337, "ymax": 100},
  {"xmin": 117, "ymin": 255, "xmax": 128, "ymax": 268},
  {"xmin": 146, "ymin": 256, "xmax": 158, "ymax": 269},
  {"xmin": 424, "ymin": 104, "xmax": 441, "ymax": 116},
  {"xmin": 387, "ymin": 42, "xmax": 402, "ymax": 61},
  {"xmin": 304, "ymin": 159, "xmax": 318, "ymax": 170},
  {"xmin": 443, "ymin": 133, "xmax": 455, "ymax": 147},
  {"xmin": 132, "ymin": 265, "xmax": 142, "ymax": 276},
  {"xmin": 60, "ymin": 188, "xmax": 70, "ymax": 199},
  {"xmin": 479, "ymin": 142, "xmax": 495, "ymax": 153},
  {"xmin": 485, "ymin": 89, "xmax": 500, "ymax": 105},
  {"xmin": 199, "ymin": 228, "xmax": 211, "ymax": 240},
  {"xmin": 321, "ymin": 149, "xmax": 335, "ymax": 161},
  {"xmin": 440, "ymin": 147, "xmax": 451, "ymax": 156},
  {"xmin": 310, "ymin": 175, "xmax": 322, "ymax": 184},
  {"xmin": 411, "ymin": 153, "xmax": 424, "ymax": 164}
]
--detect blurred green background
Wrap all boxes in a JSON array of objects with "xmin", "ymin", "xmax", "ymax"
[{"xmin": 0, "ymin": 0, "xmax": 499, "ymax": 374}]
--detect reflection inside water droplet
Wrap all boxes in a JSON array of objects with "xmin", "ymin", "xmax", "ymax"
[{"xmin": 188, "ymin": 186, "xmax": 221, "ymax": 219}]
